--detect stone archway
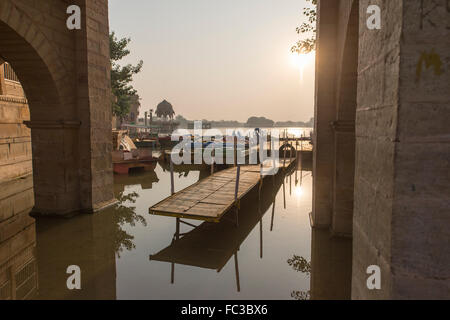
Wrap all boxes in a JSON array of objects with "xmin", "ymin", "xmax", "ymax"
[
  {"xmin": 0, "ymin": 0, "xmax": 115, "ymax": 215},
  {"xmin": 312, "ymin": 0, "xmax": 359, "ymax": 235},
  {"xmin": 331, "ymin": 0, "xmax": 359, "ymax": 236}
]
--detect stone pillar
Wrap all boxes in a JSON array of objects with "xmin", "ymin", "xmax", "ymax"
[
  {"xmin": 74, "ymin": 0, "xmax": 116, "ymax": 213},
  {"xmin": 329, "ymin": 0, "xmax": 359, "ymax": 237},
  {"xmin": 311, "ymin": 0, "xmax": 339, "ymax": 228},
  {"xmin": 0, "ymin": 0, "xmax": 115, "ymax": 216},
  {"xmin": 27, "ymin": 121, "xmax": 85, "ymax": 214},
  {"xmin": 331, "ymin": 121, "xmax": 355, "ymax": 235},
  {"xmin": 22, "ymin": 0, "xmax": 115, "ymax": 215},
  {"xmin": 352, "ymin": 0, "xmax": 450, "ymax": 299}
]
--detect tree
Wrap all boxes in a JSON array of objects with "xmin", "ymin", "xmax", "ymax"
[
  {"xmin": 110, "ymin": 31, "xmax": 143, "ymax": 121},
  {"xmin": 291, "ymin": 0, "xmax": 317, "ymax": 54},
  {"xmin": 175, "ymin": 114, "xmax": 188, "ymax": 128},
  {"xmin": 246, "ymin": 116, "xmax": 274, "ymax": 128}
]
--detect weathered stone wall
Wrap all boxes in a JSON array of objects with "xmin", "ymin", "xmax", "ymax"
[
  {"xmin": 312, "ymin": 0, "xmax": 339, "ymax": 229},
  {"xmin": 0, "ymin": 85, "xmax": 31, "ymax": 182},
  {"xmin": 0, "ymin": 61, "xmax": 34, "ymax": 250},
  {"xmin": 316, "ymin": 0, "xmax": 449, "ymax": 299},
  {"xmin": 352, "ymin": 0, "xmax": 450, "ymax": 300},
  {"xmin": 391, "ymin": 0, "xmax": 449, "ymax": 299},
  {"xmin": 352, "ymin": 0, "xmax": 402, "ymax": 299},
  {"xmin": 0, "ymin": 0, "xmax": 114, "ymax": 215},
  {"xmin": 0, "ymin": 212, "xmax": 37, "ymax": 299}
]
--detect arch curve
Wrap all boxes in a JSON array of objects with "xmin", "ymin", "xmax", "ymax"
[
  {"xmin": 331, "ymin": 0, "xmax": 359, "ymax": 235},
  {"xmin": 0, "ymin": 0, "xmax": 115, "ymax": 215},
  {"xmin": 0, "ymin": 0, "xmax": 75, "ymax": 119}
]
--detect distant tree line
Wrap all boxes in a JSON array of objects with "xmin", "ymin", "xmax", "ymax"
[{"xmin": 175, "ymin": 115, "xmax": 314, "ymax": 128}]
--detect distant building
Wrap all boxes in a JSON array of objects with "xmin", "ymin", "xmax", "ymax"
[
  {"xmin": 155, "ymin": 100, "xmax": 175, "ymax": 120},
  {"xmin": 124, "ymin": 95, "xmax": 140, "ymax": 124},
  {"xmin": 113, "ymin": 95, "xmax": 141, "ymax": 131}
]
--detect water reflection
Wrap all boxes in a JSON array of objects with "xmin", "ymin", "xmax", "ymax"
[
  {"xmin": 1, "ymin": 160, "xmax": 352, "ymax": 300},
  {"xmin": 157, "ymin": 158, "xmax": 212, "ymax": 180},
  {"xmin": 149, "ymin": 172, "xmax": 285, "ymax": 292},
  {"xmin": 113, "ymin": 170, "xmax": 158, "ymax": 255},
  {"xmin": 288, "ymin": 255, "xmax": 311, "ymax": 300},
  {"xmin": 309, "ymin": 229, "xmax": 352, "ymax": 300},
  {"xmin": 35, "ymin": 211, "xmax": 117, "ymax": 299},
  {"xmin": 0, "ymin": 216, "xmax": 37, "ymax": 299}
]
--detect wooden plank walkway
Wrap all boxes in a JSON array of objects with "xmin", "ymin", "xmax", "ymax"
[
  {"xmin": 149, "ymin": 160, "xmax": 294, "ymax": 222},
  {"xmin": 149, "ymin": 172, "xmax": 284, "ymax": 271}
]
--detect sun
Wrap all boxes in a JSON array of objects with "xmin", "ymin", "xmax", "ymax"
[
  {"xmin": 290, "ymin": 51, "xmax": 315, "ymax": 82},
  {"xmin": 290, "ymin": 51, "xmax": 314, "ymax": 70}
]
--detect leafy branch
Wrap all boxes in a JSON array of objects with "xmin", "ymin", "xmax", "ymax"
[
  {"xmin": 291, "ymin": 0, "xmax": 317, "ymax": 54},
  {"xmin": 110, "ymin": 31, "xmax": 143, "ymax": 120}
]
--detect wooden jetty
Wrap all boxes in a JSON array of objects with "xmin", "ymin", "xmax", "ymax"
[
  {"xmin": 149, "ymin": 160, "xmax": 295, "ymax": 223},
  {"xmin": 149, "ymin": 171, "xmax": 288, "ymax": 290}
]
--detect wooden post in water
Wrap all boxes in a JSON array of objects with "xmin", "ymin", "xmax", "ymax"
[
  {"xmin": 234, "ymin": 136, "xmax": 238, "ymax": 167},
  {"xmin": 259, "ymin": 151, "xmax": 263, "ymax": 200},
  {"xmin": 170, "ymin": 215, "xmax": 179, "ymax": 284},
  {"xmin": 234, "ymin": 165, "xmax": 241, "ymax": 227},
  {"xmin": 272, "ymin": 137, "xmax": 275, "ymax": 187},
  {"xmin": 290, "ymin": 172, "xmax": 292, "ymax": 196},
  {"xmin": 170, "ymin": 153, "xmax": 175, "ymax": 195},
  {"xmin": 256, "ymin": 129, "xmax": 260, "ymax": 164},
  {"xmin": 171, "ymin": 262, "xmax": 174, "ymax": 284},
  {"xmin": 234, "ymin": 251, "xmax": 241, "ymax": 292},
  {"xmin": 290, "ymin": 141, "xmax": 293, "ymax": 165},
  {"xmin": 211, "ymin": 148, "xmax": 215, "ymax": 175},
  {"xmin": 283, "ymin": 130, "xmax": 287, "ymax": 168},
  {"xmin": 270, "ymin": 197, "xmax": 276, "ymax": 232},
  {"xmin": 295, "ymin": 139, "xmax": 299, "ymax": 184},
  {"xmin": 300, "ymin": 133, "xmax": 304, "ymax": 164},
  {"xmin": 259, "ymin": 217, "xmax": 263, "ymax": 259}
]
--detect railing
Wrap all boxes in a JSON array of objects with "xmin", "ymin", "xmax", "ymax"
[{"xmin": 3, "ymin": 62, "xmax": 20, "ymax": 82}]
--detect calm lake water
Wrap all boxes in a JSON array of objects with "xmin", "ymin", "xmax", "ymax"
[
  {"xmin": 34, "ymin": 162, "xmax": 314, "ymax": 299},
  {"xmin": 1, "ymin": 128, "xmax": 352, "ymax": 300}
]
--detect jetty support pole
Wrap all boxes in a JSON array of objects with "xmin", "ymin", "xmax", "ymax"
[
  {"xmin": 259, "ymin": 150, "xmax": 263, "ymax": 200},
  {"xmin": 272, "ymin": 137, "xmax": 276, "ymax": 187},
  {"xmin": 234, "ymin": 251, "xmax": 241, "ymax": 292},
  {"xmin": 283, "ymin": 130, "xmax": 287, "ymax": 168},
  {"xmin": 211, "ymin": 148, "xmax": 215, "ymax": 175},
  {"xmin": 259, "ymin": 201, "xmax": 263, "ymax": 259},
  {"xmin": 290, "ymin": 142, "xmax": 293, "ymax": 165},
  {"xmin": 290, "ymin": 172, "xmax": 292, "ymax": 196},
  {"xmin": 234, "ymin": 165, "xmax": 241, "ymax": 227},
  {"xmin": 295, "ymin": 139, "xmax": 299, "ymax": 184},
  {"xmin": 270, "ymin": 197, "xmax": 276, "ymax": 231},
  {"xmin": 171, "ymin": 263, "xmax": 175, "ymax": 284},
  {"xmin": 170, "ymin": 153, "xmax": 175, "ymax": 195},
  {"xmin": 300, "ymin": 132, "xmax": 304, "ymax": 166},
  {"xmin": 234, "ymin": 136, "xmax": 238, "ymax": 167}
]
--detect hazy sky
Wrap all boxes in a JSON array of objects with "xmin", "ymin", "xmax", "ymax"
[{"xmin": 109, "ymin": 0, "xmax": 315, "ymax": 122}]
